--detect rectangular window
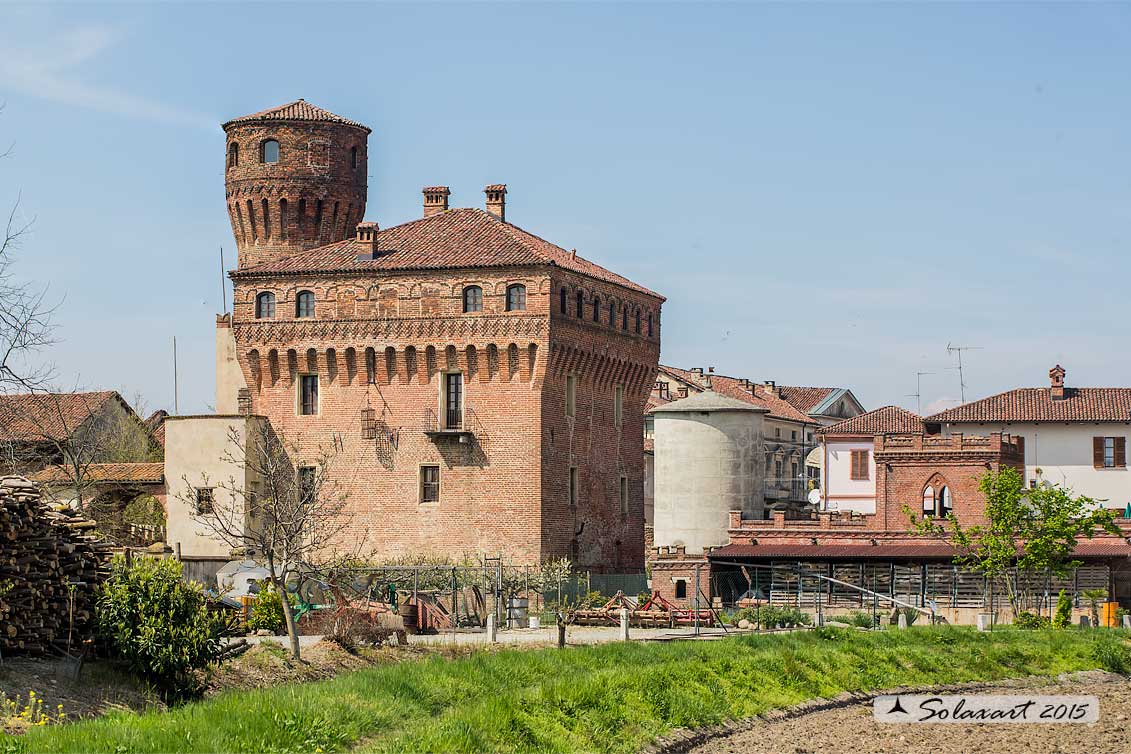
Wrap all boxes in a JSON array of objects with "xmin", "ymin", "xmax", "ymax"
[
  {"xmin": 195, "ymin": 487, "xmax": 214, "ymax": 514},
  {"xmin": 1095, "ymin": 436, "xmax": 1126, "ymax": 468},
  {"xmin": 791, "ymin": 430, "xmax": 797, "ymax": 441},
  {"xmin": 850, "ymin": 449, "xmax": 870, "ymax": 480},
  {"xmin": 420, "ymin": 465, "xmax": 440, "ymax": 503},
  {"xmin": 614, "ymin": 384, "xmax": 624, "ymax": 427},
  {"xmin": 619, "ymin": 476, "xmax": 628, "ymax": 517},
  {"xmin": 298, "ymin": 467, "xmax": 316, "ymax": 505},
  {"xmin": 775, "ymin": 460, "xmax": 783, "ymax": 480},
  {"xmin": 566, "ymin": 374, "xmax": 577, "ymax": 418},
  {"xmin": 775, "ymin": 427, "xmax": 781, "ymax": 438},
  {"xmin": 674, "ymin": 579, "xmax": 687, "ymax": 599},
  {"xmin": 644, "ymin": 414, "xmax": 655, "ymax": 438},
  {"xmin": 444, "ymin": 372, "xmax": 463, "ymax": 429},
  {"xmin": 569, "ymin": 466, "xmax": 578, "ymax": 507},
  {"xmin": 299, "ymin": 375, "xmax": 319, "ymax": 415}
]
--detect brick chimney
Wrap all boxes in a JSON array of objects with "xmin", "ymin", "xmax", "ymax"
[
  {"xmin": 485, "ymin": 184, "xmax": 506, "ymax": 221},
  {"xmin": 1049, "ymin": 364, "xmax": 1066, "ymax": 400},
  {"xmin": 423, "ymin": 186, "xmax": 450, "ymax": 218},
  {"xmin": 355, "ymin": 221, "xmax": 379, "ymax": 259},
  {"xmin": 764, "ymin": 380, "xmax": 778, "ymax": 397}
]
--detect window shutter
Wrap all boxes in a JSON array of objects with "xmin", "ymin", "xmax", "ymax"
[
  {"xmin": 1116, "ymin": 437, "xmax": 1127, "ymax": 468},
  {"xmin": 1094, "ymin": 437, "xmax": 1105, "ymax": 468}
]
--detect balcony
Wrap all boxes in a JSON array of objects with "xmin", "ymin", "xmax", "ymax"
[{"xmin": 422, "ymin": 407, "xmax": 474, "ymax": 443}]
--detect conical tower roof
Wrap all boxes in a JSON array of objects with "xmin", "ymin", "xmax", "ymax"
[{"xmin": 222, "ymin": 99, "xmax": 370, "ymax": 132}]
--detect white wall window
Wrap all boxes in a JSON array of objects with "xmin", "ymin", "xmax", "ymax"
[
  {"xmin": 1095, "ymin": 436, "xmax": 1126, "ymax": 468},
  {"xmin": 194, "ymin": 487, "xmax": 214, "ymax": 514}
]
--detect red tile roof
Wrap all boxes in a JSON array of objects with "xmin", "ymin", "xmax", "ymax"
[
  {"xmin": 144, "ymin": 410, "xmax": 168, "ymax": 451},
  {"xmin": 222, "ymin": 99, "xmax": 370, "ymax": 132},
  {"xmin": 231, "ymin": 208, "xmax": 662, "ymax": 298},
  {"xmin": 655, "ymin": 366, "xmax": 815, "ymax": 424},
  {"xmin": 0, "ymin": 391, "xmax": 119, "ymax": 443},
  {"xmin": 926, "ymin": 388, "xmax": 1131, "ymax": 424},
  {"xmin": 818, "ymin": 406, "xmax": 924, "ymax": 436},
  {"xmin": 30, "ymin": 462, "xmax": 165, "ymax": 485},
  {"xmin": 777, "ymin": 386, "xmax": 837, "ymax": 414}
]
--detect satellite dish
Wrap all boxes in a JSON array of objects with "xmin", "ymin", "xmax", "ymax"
[{"xmin": 807, "ymin": 489, "xmax": 822, "ymax": 506}]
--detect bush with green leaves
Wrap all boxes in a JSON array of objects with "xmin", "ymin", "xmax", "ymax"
[
  {"xmin": 1014, "ymin": 611, "xmax": 1051, "ymax": 630},
  {"xmin": 96, "ymin": 556, "xmax": 228, "ymax": 702},
  {"xmin": 247, "ymin": 585, "xmax": 295, "ymax": 634},
  {"xmin": 1052, "ymin": 589, "xmax": 1073, "ymax": 629},
  {"xmin": 844, "ymin": 610, "xmax": 877, "ymax": 629}
]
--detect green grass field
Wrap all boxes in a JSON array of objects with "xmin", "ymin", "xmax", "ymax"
[{"xmin": 3, "ymin": 627, "xmax": 1127, "ymax": 754}]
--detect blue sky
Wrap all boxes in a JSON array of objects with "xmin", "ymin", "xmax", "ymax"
[{"xmin": 0, "ymin": 2, "xmax": 1127, "ymax": 416}]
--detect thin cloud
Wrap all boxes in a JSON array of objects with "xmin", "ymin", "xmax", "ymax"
[{"xmin": 0, "ymin": 23, "xmax": 213, "ymax": 131}]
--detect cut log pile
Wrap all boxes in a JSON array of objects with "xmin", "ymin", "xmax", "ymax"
[{"xmin": 0, "ymin": 476, "xmax": 111, "ymax": 656}]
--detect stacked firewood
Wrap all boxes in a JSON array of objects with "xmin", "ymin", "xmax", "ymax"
[{"xmin": 0, "ymin": 476, "xmax": 111, "ymax": 656}]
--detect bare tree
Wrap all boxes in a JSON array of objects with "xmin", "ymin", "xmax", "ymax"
[
  {"xmin": 182, "ymin": 421, "xmax": 353, "ymax": 660},
  {"xmin": 0, "ymin": 103, "xmax": 56, "ymax": 395}
]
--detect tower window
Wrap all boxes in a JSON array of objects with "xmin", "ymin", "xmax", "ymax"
[
  {"xmin": 635, "ymin": 309, "xmax": 641, "ymax": 334},
  {"xmin": 566, "ymin": 374, "xmax": 577, "ymax": 417},
  {"xmin": 444, "ymin": 372, "xmax": 463, "ymax": 430},
  {"xmin": 505, "ymin": 284, "xmax": 526, "ymax": 311},
  {"xmin": 592, "ymin": 296, "xmax": 600, "ymax": 322},
  {"xmin": 559, "ymin": 287, "xmax": 567, "ymax": 315},
  {"xmin": 576, "ymin": 291, "xmax": 584, "ymax": 319},
  {"xmin": 296, "ymin": 290, "xmax": 315, "ymax": 318},
  {"xmin": 299, "ymin": 375, "xmax": 318, "ymax": 415},
  {"xmin": 227, "ymin": 142, "xmax": 239, "ymax": 169},
  {"xmin": 255, "ymin": 292, "xmax": 276, "ymax": 319},
  {"xmin": 622, "ymin": 306, "xmax": 628, "ymax": 330},
  {"xmin": 568, "ymin": 466, "xmax": 578, "ymax": 507},
  {"xmin": 462, "ymin": 285, "xmax": 483, "ymax": 313},
  {"xmin": 420, "ymin": 465, "xmax": 440, "ymax": 503},
  {"xmin": 648, "ymin": 313, "xmax": 654, "ymax": 337},
  {"xmin": 608, "ymin": 301, "xmax": 615, "ymax": 327},
  {"xmin": 278, "ymin": 199, "xmax": 287, "ymax": 240},
  {"xmin": 261, "ymin": 139, "xmax": 280, "ymax": 164},
  {"xmin": 614, "ymin": 384, "xmax": 624, "ymax": 427},
  {"xmin": 350, "ymin": 146, "xmax": 358, "ymax": 169}
]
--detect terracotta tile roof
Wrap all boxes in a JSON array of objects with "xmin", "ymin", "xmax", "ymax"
[
  {"xmin": 144, "ymin": 410, "xmax": 168, "ymax": 450},
  {"xmin": 30, "ymin": 462, "xmax": 165, "ymax": 485},
  {"xmin": 926, "ymin": 388, "xmax": 1131, "ymax": 424},
  {"xmin": 777, "ymin": 386, "xmax": 837, "ymax": 414},
  {"xmin": 231, "ymin": 208, "xmax": 662, "ymax": 298},
  {"xmin": 818, "ymin": 406, "xmax": 924, "ymax": 436},
  {"xmin": 0, "ymin": 391, "xmax": 119, "ymax": 443},
  {"xmin": 655, "ymin": 366, "xmax": 815, "ymax": 424},
  {"xmin": 222, "ymin": 99, "xmax": 370, "ymax": 132}
]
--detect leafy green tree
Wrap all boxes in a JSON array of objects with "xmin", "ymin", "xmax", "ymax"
[
  {"xmin": 96, "ymin": 556, "xmax": 227, "ymax": 701},
  {"xmin": 910, "ymin": 467, "xmax": 1119, "ymax": 619},
  {"xmin": 1052, "ymin": 589, "xmax": 1073, "ymax": 629}
]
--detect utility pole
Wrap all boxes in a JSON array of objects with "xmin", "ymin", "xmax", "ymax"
[
  {"xmin": 907, "ymin": 371, "xmax": 933, "ymax": 415},
  {"xmin": 946, "ymin": 343, "xmax": 982, "ymax": 404},
  {"xmin": 220, "ymin": 247, "xmax": 227, "ymax": 315},
  {"xmin": 173, "ymin": 336, "xmax": 179, "ymax": 415}
]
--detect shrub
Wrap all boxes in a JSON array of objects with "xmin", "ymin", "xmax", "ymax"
[
  {"xmin": 1014, "ymin": 611, "xmax": 1051, "ymax": 630},
  {"xmin": 1093, "ymin": 637, "xmax": 1131, "ymax": 674},
  {"xmin": 96, "ymin": 556, "xmax": 227, "ymax": 702},
  {"xmin": 1052, "ymin": 589, "xmax": 1073, "ymax": 629},
  {"xmin": 247, "ymin": 586, "xmax": 292, "ymax": 634},
  {"xmin": 844, "ymin": 610, "xmax": 877, "ymax": 629}
]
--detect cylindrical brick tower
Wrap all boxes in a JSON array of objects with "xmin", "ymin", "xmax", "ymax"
[{"xmin": 222, "ymin": 100, "xmax": 371, "ymax": 269}]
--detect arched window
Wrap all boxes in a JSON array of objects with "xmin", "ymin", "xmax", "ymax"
[
  {"xmin": 576, "ymin": 291, "xmax": 584, "ymax": 318},
  {"xmin": 227, "ymin": 142, "xmax": 239, "ymax": 169},
  {"xmin": 622, "ymin": 305, "xmax": 628, "ymax": 330},
  {"xmin": 295, "ymin": 290, "xmax": 315, "ymax": 318},
  {"xmin": 635, "ymin": 309, "xmax": 641, "ymax": 334},
  {"xmin": 506, "ymin": 284, "xmax": 526, "ymax": 311},
  {"xmin": 462, "ymin": 285, "xmax": 483, "ymax": 313},
  {"xmin": 261, "ymin": 139, "xmax": 280, "ymax": 164},
  {"xmin": 592, "ymin": 296, "xmax": 600, "ymax": 322},
  {"xmin": 647, "ymin": 312, "xmax": 654, "ymax": 337},
  {"xmin": 350, "ymin": 146, "xmax": 358, "ymax": 169},
  {"xmin": 922, "ymin": 484, "xmax": 952, "ymax": 517},
  {"xmin": 559, "ymin": 287, "xmax": 567, "ymax": 315},
  {"xmin": 255, "ymin": 292, "xmax": 275, "ymax": 319}
]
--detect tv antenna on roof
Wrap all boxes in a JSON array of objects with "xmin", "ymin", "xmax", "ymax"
[
  {"xmin": 946, "ymin": 343, "xmax": 982, "ymax": 404},
  {"xmin": 907, "ymin": 371, "xmax": 934, "ymax": 415}
]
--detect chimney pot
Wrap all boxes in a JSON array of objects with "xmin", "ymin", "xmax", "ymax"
[
  {"xmin": 1050, "ymin": 364, "xmax": 1066, "ymax": 400},
  {"xmin": 484, "ymin": 183, "xmax": 506, "ymax": 221},
  {"xmin": 423, "ymin": 186, "xmax": 450, "ymax": 218},
  {"xmin": 355, "ymin": 221, "xmax": 379, "ymax": 259}
]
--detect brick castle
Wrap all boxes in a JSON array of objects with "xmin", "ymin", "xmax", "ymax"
[{"xmin": 218, "ymin": 100, "xmax": 663, "ymax": 569}]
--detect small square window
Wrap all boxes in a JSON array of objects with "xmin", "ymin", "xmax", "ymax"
[
  {"xmin": 421, "ymin": 466, "xmax": 440, "ymax": 503},
  {"xmin": 195, "ymin": 487, "xmax": 214, "ymax": 514}
]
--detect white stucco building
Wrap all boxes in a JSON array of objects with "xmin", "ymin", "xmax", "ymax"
[
  {"xmin": 817, "ymin": 405, "xmax": 924, "ymax": 513},
  {"xmin": 926, "ymin": 365, "xmax": 1131, "ymax": 509}
]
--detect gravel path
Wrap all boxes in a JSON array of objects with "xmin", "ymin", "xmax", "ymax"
[{"xmin": 686, "ymin": 673, "xmax": 1131, "ymax": 754}]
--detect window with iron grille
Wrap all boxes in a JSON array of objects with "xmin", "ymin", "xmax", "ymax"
[
  {"xmin": 300, "ymin": 375, "xmax": 318, "ymax": 415},
  {"xmin": 462, "ymin": 286, "xmax": 483, "ymax": 313},
  {"xmin": 255, "ymin": 292, "xmax": 275, "ymax": 319},
  {"xmin": 421, "ymin": 465, "xmax": 440, "ymax": 503},
  {"xmin": 195, "ymin": 487, "xmax": 214, "ymax": 514},
  {"xmin": 506, "ymin": 284, "xmax": 526, "ymax": 311},
  {"xmin": 295, "ymin": 290, "xmax": 315, "ymax": 318},
  {"xmin": 444, "ymin": 373, "xmax": 463, "ymax": 429}
]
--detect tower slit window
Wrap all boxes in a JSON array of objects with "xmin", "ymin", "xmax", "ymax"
[
  {"xmin": 227, "ymin": 142, "xmax": 239, "ymax": 169},
  {"xmin": 559, "ymin": 287, "xmax": 567, "ymax": 315},
  {"xmin": 261, "ymin": 199, "xmax": 270, "ymax": 240},
  {"xmin": 576, "ymin": 291, "xmax": 584, "ymax": 319},
  {"xmin": 592, "ymin": 296, "xmax": 600, "ymax": 322},
  {"xmin": 278, "ymin": 198, "xmax": 287, "ymax": 240}
]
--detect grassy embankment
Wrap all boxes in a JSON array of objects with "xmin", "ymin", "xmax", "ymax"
[{"xmin": 3, "ymin": 627, "xmax": 1127, "ymax": 754}]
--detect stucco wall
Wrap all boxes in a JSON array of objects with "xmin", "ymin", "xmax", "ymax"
[
  {"xmin": 941, "ymin": 423, "xmax": 1131, "ymax": 507},
  {"xmin": 653, "ymin": 409, "xmax": 765, "ymax": 554},
  {"xmin": 823, "ymin": 439, "xmax": 877, "ymax": 513},
  {"xmin": 164, "ymin": 415, "xmax": 262, "ymax": 558},
  {"xmin": 215, "ymin": 319, "xmax": 248, "ymax": 415}
]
